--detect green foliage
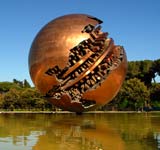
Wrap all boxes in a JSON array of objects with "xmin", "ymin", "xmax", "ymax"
[
  {"xmin": 126, "ymin": 60, "xmax": 153, "ymax": 86},
  {"xmin": 113, "ymin": 78, "xmax": 150, "ymax": 111},
  {"xmin": 23, "ymin": 79, "xmax": 31, "ymax": 88},
  {"xmin": 150, "ymin": 83, "xmax": 160, "ymax": 107},
  {"xmin": 126, "ymin": 59, "xmax": 160, "ymax": 86},
  {"xmin": 0, "ymin": 79, "xmax": 54, "ymax": 111},
  {"xmin": 127, "ymin": 60, "xmax": 152, "ymax": 78},
  {"xmin": 118, "ymin": 99, "xmax": 128, "ymax": 110},
  {"xmin": 152, "ymin": 59, "xmax": 160, "ymax": 76},
  {"xmin": 0, "ymin": 82, "xmax": 20, "ymax": 92}
]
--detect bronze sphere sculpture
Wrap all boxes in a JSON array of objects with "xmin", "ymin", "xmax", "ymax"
[{"xmin": 29, "ymin": 14, "xmax": 127, "ymax": 112}]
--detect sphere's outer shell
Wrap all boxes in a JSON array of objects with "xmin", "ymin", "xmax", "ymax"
[
  {"xmin": 29, "ymin": 14, "xmax": 127, "ymax": 112},
  {"xmin": 29, "ymin": 14, "xmax": 99, "ymax": 94}
]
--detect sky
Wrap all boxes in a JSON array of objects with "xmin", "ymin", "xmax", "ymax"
[{"xmin": 0, "ymin": 0, "xmax": 160, "ymax": 85}]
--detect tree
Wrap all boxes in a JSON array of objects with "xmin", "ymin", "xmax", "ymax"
[
  {"xmin": 20, "ymin": 88, "xmax": 37, "ymax": 110},
  {"xmin": 0, "ymin": 94, "xmax": 4, "ymax": 109},
  {"xmin": 148, "ymin": 59, "xmax": 160, "ymax": 84},
  {"xmin": 0, "ymin": 82, "xmax": 20, "ymax": 93},
  {"xmin": 23, "ymin": 79, "xmax": 31, "ymax": 88},
  {"xmin": 2, "ymin": 88, "xmax": 21, "ymax": 110},
  {"xmin": 126, "ymin": 60, "xmax": 153, "ymax": 86},
  {"xmin": 13, "ymin": 79, "xmax": 23, "ymax": 88},
  {"xmin": 150, "ymin": 83, "xmax": 160, "ymax": 108},
  {"xmin": 113, "ymin": 78, "xmax": 150, "ymax": 111},
  {"xmin": 152, "ymin": 59, "xmax": 160, "ymax": 76}
]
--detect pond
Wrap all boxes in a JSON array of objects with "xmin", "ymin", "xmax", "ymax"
[{"xmin": 0, "ymin": 112, "xmax": 160, "ymax": 150}]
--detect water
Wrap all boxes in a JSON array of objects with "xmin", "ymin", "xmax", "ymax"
[{"xmin": 0, "ymin": 112, "xmax": 160, "ymax": 150}]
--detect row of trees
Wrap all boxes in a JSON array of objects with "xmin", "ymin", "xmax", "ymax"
[
  {"xmin": 0, "ymin": 79, "xmax": 54, "ymax": 111},
  {"xmin": 0, "ymin": 59, "xmax": 160, "ymax": 111}
]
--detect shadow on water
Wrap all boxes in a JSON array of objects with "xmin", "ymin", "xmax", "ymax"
[{"xmin": 0, "ymin": 113, "xmax": 160, "ymax": 150}]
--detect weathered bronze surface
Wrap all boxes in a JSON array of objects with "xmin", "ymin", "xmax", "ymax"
[{"xmin": 29, "ymin": 14, "xmax": 127, "ymax": 112}]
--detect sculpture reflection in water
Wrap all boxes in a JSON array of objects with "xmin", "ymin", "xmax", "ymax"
[
  {"xmin": 0, "ymin": 114, "xmax": 160, "ymax": 150},
  {"xmin": 29, "ymin": 14, "xmax": 127, "ymax": 112},
  {"xmin": 32, "ymin": 115, "xmax": 124, "ymax": 150}
]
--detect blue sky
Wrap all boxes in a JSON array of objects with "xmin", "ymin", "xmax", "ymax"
[{"xmin": 0, "ymin": 0, "xmax": 160, "ymax": 85}]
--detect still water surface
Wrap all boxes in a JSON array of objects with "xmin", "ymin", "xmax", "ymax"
[{"xmin": 0, "ymin": 112, "xmax": 160, "ymax": 150}]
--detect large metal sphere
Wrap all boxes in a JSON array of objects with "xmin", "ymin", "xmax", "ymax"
[{"xmin": 29, "ymin": 14, "xmax": 127, "ymax": 112}]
